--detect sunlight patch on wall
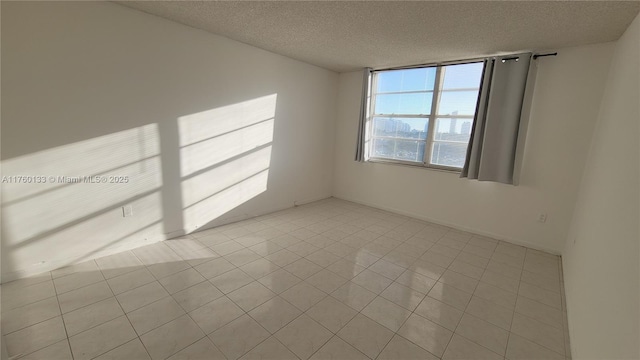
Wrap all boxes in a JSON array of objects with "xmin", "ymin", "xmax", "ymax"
[
  {"xmin": 1, "ymin": 124, "xmax": 163, "ymax": 276},
  {"xmin": 178, "ymin": 95, "xmax": 277, "ymax": 232}
]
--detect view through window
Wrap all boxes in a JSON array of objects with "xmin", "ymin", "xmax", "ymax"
[{"xmin": 369, "ymin": 62, "xmax": 484, "ymax": 169}]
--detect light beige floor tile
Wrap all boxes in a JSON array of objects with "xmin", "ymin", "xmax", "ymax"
[
  {"xmin": 305, "ymin": 249, "xmax": 341, "ymax": 268},
  {"xmin": 189, "ymin": 296, "xmax": 245, "ymax": 334},
  {"xmin": 4, "ymin": 200, "xmax": 572, "ymax": 360},
  {"xmin": 410, "ymin": 259, "xmax": 447, "ymax": 280},
  {"xmin": 337, "ymin": 314, "xmax": 394, "ymax": 359},
  {"xmin": 196, "ymin": 232, "xmax": 231, "ymax": 247},
  {"xmin": 2, "ymin": 281, "xmax": 57, "ymax": 312},
  {"xmin": 225, "ymin": 249, "xmax": 262, "ymax": 267},
  {"xmin": 486, "ymin": 260, "xmax": 522, "ymax": 280},
  {"xmin": 420, "ymin": 251, "xmax": 456, "ymax": 268},
  {"xmin": 210, "ymin": 268, "xmax": 254, "ymax": 293},
  {"xmin": 248, "ymin": 241, "xmax": 283, "ymax": 256},
  {"xmin": 466, "ymin": 296, "xmax": 514, "ymax": 330},
  {"xmin": 1, "ymin": 273, "xmax": 52, "ymax": 293},
  {"xmin": 523, "ymin": 258, "xmax": 559, "ymax": 279},
  {"xmin": 455, "ymin": 314, "xmax": 509, "ymax": 356},
  {"xmin": 326, "ymin": 258, "xmax": 365, "ymax": 279},
  {"xmin": 494, "ymin": 242, "xmax": 526, "ymax": 260},
  {"xmin": 240, "ymin": 336, "xmax": 298, "ymax": 360},
  {"xmin": 181, "ymin": 247, "xmax": 220, "ymax": 267},
  {"xmin": 172, "ymin": 281, "xmax": 223, "ymax": 312},
  {"xmin": 63, "ymin": 297, "xmax": 124, "ymax": 336},
  {"xmin": 275, "ymin": 314, "xmax": 332, "ymax": 359},
  {"xmin": 107, "ymin": 268, "xmax": 156, "ymax": 295},
  {"xmin": 324, "ymin": 242, "xmax": 357, "ymax": 257},
  {"xmin": 258, "ymin": 269, "xmax": 302, "ymax": 294},
  {"xmin": 480, "ymin": 269, "xmax": 520, "ymax": 293},
  {"xmin": 132, "ymin": 243, "xmax": 181, "ymax": 266},
  {"xmin": 210, "ymin": 241, "xmax": 245, "ymax": 256},
  {"xmin": 378, "ymin": 334, "xmax": 439, "ymax": 360},
  {"xmin": 520, "ymin": 270, "xmax": 560, "ymax": 293},
  {"xmin": 462, "ymin": 243, "xmax": 496, "ymax": 260},
  {"xmin": 310, "ymin": 336, "xmax": 369, "ymax": 360},
  {"xmin": 265, "ymin": 249, "xmax": 301, "ymax": 267},
  {"xmin": 147, "ymin": 261, "xmax": 191, "ymax": 281},
  {"xmin": 306, "ymin": 296, "xmax": 358, "ymax": 333},
  {"xmin": 395, "ymin": 269, "xmax": 437, "ymax": 294},
  {"xmin": 517, "ymin": 282, "xmax": 562, "ymax": 310},
  {"xmin": 510, "ymin": 313, "xmax": 565, "ymax": 355},
  {"xmin": 158, "ymin": 268, "xmax": 206, "ymax": 294},
  {"xmin": 284, "ymin": 258, "xmax": 323, "ymax": 279},
  {"xmin": 280, "ymin": 281, "xmax": 326, "ymax": 311},
  {"xmin": 127, "ymin": 296, "xmax": 185, "ymax": 335},
  {"xmin": 343, "ymin": 250, "xmax": 380, "ymax": 268},
  {"xmin": 443, "ymin": 334, "xmax": 503, "ymax": 360},
  {"xmin": 234, "ymin": 235, "xmax": 267, "ymax": 248},
  {"xmin": 228, "ymin": 281, "xmax": 276, "ymax": 311},
  {"xmin": 491, "ymin": 251, "xmax": 525, "ymax": 269},
  {"xmin": 397, "ymin": 313, "xmax": 453, "ymax": 357},
  {"xmin": 52, "ymin": 261, "xmax": 99, "ymax": 279},
  {"xmin": 506, "ymin": 333, "xmax": 565, "ymax": 360},
  {"xmin": 414, "ymin": 296, "xmax": 463, "ymax": 331},
  {"xmin": 368, "ymin": 259, "xmax": 406, "ymax": 280},
  {"xmin": 427, "ymin": 282, "xmax": 472, "ymax": 311},
  {"xmin": 351, "ymin": 269, "xmax": 393, "ymax": 294},
  {"xmin": 69, "ymin": 316, "xmax": 137, "ymax": 360},
  {"xmin": 240, "ymin": 259, "xmax": 280, "ymax": 279},
  {"xmin": 380, "ymin": 281, "xmax": 425, "ymax": 311},
  {"xmin": 474, "ymin": 282, "xmax": 517, "ymax": 309},
  {"xmin": 5, "ymin": 316, "xmax": 67, "ymax": 358},
  {"xmin": 330, "ymin": 282, "xmax": 377, "ymax": 311},
  {"xmin": 248, "ymin": 296, "xmax": 302, "ymax": 334},
  {"xmin": 455, "ymin": 251, "xmax": 490, "ymax": 268},
  {"xmin": 2, "ymin": 296, "xmax": 61, "ymax": 335},
  {"xmin": 94, "ymin": 339, "xmax": 151, "ymax": 360},
  {"xmin": 140, "ymin": 314, "xmax": 205, "ymax": 360},
  {"xmin": 58, "ymin": 281, "xmax": 113, "ymax": 314},
  {"xmin": 53, "ymin": 270, "xmax": 105, "ymax": 294},
  {"xmin": 429, "ymin": 244, "xmax": 461, "ymax": 259},
  {"xmin": 515, "ymin": 295, "xmax": 563, "ymax": 329},
  {"xmin": 194, "ymin": 257, "xmax": 235, "ymax": 279},
  {"xmin": 210, "ymin": 314, "xmax": 270, "ymax": 360},
  {"xmin": 289, "ymin": 242, "xmax": 321, "ymax": 257},
  {"xmin": 305, "ymin": 269, "xmax": 348, "ymax": 293},
  {"xmin": 116, "ymin": 281, "xmax": 169, "ymax": 313},
  {"xmin": 167, "ymin": 337, "xmax": 226, "ymax": 360},
  {"xmin": 361, "ymin": 296, "xmax": 412, "ymax": 332},
  {"xmin": 17, "ymin": 339, "xmax": 72, "ymax": 360},
  {"xmin": 467, "ymin": 236, "xmax": 498, "ymax": 251},
  {"xmin": 439, "ymin": 270, "xmax": 479, "ymax": 294}
]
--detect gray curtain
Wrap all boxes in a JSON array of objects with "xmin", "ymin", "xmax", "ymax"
[
  {"xmin": 461, "ymin": 53, "xmax": 533, "ymax": 184},
  {"xmin": 355, "ymin": 68, "xmax": 372, "ymax": 162}
]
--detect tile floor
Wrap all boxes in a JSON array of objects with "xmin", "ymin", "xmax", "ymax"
[{"xmin": 1, "ymin": 198, "xmax": 571, "ymax": 360}]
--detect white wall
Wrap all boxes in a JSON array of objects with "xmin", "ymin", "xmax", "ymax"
[
  {"xmin": 562, "ymin": 14, "xmax": 639, "ymax": 359},
  {"xmin": 333, "ymin": 43, "xmax": 614, "ymax": 254},
  {"xmin": 1, "ymin": 2, "xmax": 337, "ymax": 282}
]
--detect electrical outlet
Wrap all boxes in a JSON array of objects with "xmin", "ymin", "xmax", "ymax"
[
  {"xmin": 538, "ymin": 213, "xmax": 547, "ymax": 223},
  {"xmin": 122, "ymin": 205, "xmax": 133, "ymax": 217}
]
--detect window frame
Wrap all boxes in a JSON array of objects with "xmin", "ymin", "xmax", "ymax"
[{"xmin": 367, "ymin": 60, "xmax": 484, "ymax": 172}]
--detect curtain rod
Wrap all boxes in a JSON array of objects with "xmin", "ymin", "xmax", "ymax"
[
  {"xmin": 533, "ymin": 52, "xmax": 558, "ymax": 59},
  {"xmin": 374, "ymin": 52, "xmax": 558, "ymax": 71}
]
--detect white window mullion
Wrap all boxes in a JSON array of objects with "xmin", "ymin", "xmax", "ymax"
[{"xmin": 424, "ymin": 66, "xmax": 444, "ymax": 167}]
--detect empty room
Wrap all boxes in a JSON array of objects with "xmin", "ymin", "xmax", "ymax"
[{"xmin": 1, "ymin": 1, "xmax": 638, "ymax": 359}]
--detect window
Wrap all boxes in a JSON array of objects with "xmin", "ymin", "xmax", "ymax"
[{"xmin": 368, "ymin": 62, "xmax": 484, "ymax": 170}]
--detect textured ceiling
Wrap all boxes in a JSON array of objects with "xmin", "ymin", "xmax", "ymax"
[{"xmin": 116, "ymin": 1, "xmax": 640, "ymax": 72}]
